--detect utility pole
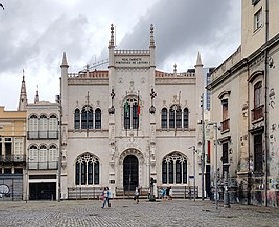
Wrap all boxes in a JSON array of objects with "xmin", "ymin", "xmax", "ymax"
[
  {"xmin": 208, "ymin": 122, "xmax": 218, "ymax": 209},
  {"xmin": 201, "ymin": 94, "xmax": 205, "ymax": 200},
  {"xmin": 56, "ymin": 82, "xmax": 62, "ymax": 202}
]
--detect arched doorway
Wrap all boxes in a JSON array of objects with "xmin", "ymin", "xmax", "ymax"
[{"xmin": 123, "ymin": 155, "xmax": 139, "ymax": 192}]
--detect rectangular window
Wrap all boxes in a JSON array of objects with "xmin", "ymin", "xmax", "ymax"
[
  {"xmin": 39, "ymin": 148, "xmax": 47, "ymax": 169},
  {"xmin": 222, "ymin": 100, "xmax": 228, "ymax": 120},
  {"xmin": 124, "ymin": 105, "xmax": 130, "ymax": 130},
  {"xmin": 49, "ymin": 117, "xmax": 58, "ymax": 138},
  {"xmin": 161, "ymin": 109, "xmax": 167, "ymax": 129},
  {"xmin": 254, "ymin": 134, "xmax": 263, "ymax": 173},
  {"xmin": 95, "ymin": 111, "xmax": 101, "ymax": 129},
  {"xmin": 133, "ymin": 105, "xmax": 139, "ymax": 129},
  {"xmin": 254, "ymin": 8, "xmax": 262, "ymax": 31},
  {"xmin": 94, "ymin": 163, "xmax": 99, "ymax": 185},
  {"xmin": 14, "ymin": 137, "xmax": 24, "ymax": 155},
  {"xmin": 222, "ymin": 143, "xmax": 229, "ymax": 173},
  {"xmin": 183, "ymin": 161, "xmax": 187, "ymax": 183},
  {"xmin": 4, "ymin": 168, "xmax": 11, "ymax": 174},
  {"xmin": 4, "ymin": 138, "xmax": 12, "ymax": 156},
  {"xmin": 14, "ymin": 168, "xmax": 23, "ymax": 174},
  {"xmin": 39, "ymin": 117, "xmax": 48, "ymax": 139},
  {"xmin": 254, "ymin": 82, "xmax": 262, "ymax": 108},
  {"xmin": 0, "ymin": 137, "xmax": 2, "ymax": 155},
  {"xmin": 162, "ymin": 161, "xmax": 167, "ymax": 184}
]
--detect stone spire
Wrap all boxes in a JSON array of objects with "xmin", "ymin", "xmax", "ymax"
[
  {"xmin": 60, "ymin": 52, "xmax": 69, "ymax": 68},
  {"xmin": 195, "ymin": 51, "xmax": 203, "ymax": 67},
  {"xmin": 34, "ymin": 85, "xmax": 39, "ymax": 104},
  {"xmin": 18, "ymin": 69, "xmax": 28, "ymax": 111},
  {"xmin": 149, "ymin": 24, "xmax": 156, "ymax": 48},
  {"xmin": 109, "ymin": 24, "xmax": 115, "ymax": 48}
]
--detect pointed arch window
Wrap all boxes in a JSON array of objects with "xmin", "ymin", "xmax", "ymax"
[
  {"xmin": 133, "ymin": 103, "xmax": 139, "ymax": 129},
  {"xmin": 95, "ymin": 108, "xmax": 101, "ymax": 129},
  {"xmin": 124, "ymin": 101, "xmax": 130, "ymax": 129},
  {"xmin": 74, "ymin": 109, "xmax": 80, "ymax": 129},
  {"xmin": 162, "ymin": 152, "xmax": 188, "ymax": 184},
  {"xmin": 124, "ymin": 97, "xmax": 140, "ymax": 130},
  {"xmin": 176, "ymin": 107, "xmax": 182, "ymax": 128},
  {"xmin": 183, "ymin": 108, "xmax": 189, "ymax": 128},
  {"xmin": 81, "ymin": 105, "xmax": 93, "ymax": 129},
  {"xmin": 75, "ymin": 153, "xmax": 100, "ymax": 185},
  {"xmin": 169, "ymin": 107, "xmax": 175, "ymax": 128},
  {"xmin": 161, "ymin": 108, "xmax": 167, "ymax": 128}
]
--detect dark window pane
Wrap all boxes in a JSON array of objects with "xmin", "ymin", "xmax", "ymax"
[
  {"xmin": 183, "ymin": 161, "xmax": 187, "ymax": 183},
  {"xmin": 161, "ymin": 108, "xmax": 167, "ymax": 128},
  {"xmin": 124, "ymin": 103, "xmax": 130, "ymax": 129},
  {"xmin": 176, "ymin": 160, "xmax": 182, "ymax": 183},
  {"xmin": 74, "ymin": 109, "xmax": 80, "ymax": 129},
  {"xmin": 94, "ymin": 161, "xmax": 99, "ymax": 184},
  {"xmin": 162, "ymin": 161, "xmax": 167, "ymax": 184},
  {"xmin": 169, "ymin": 109, "xmax": 175, "ymax": 128},
  {"xmin": 95, "ymin": 109, "xmax": 101, "ymax": 129},
  {"xmin": 183, "ymin": 108, "xmax": 189, "ymax": 128},
  {"xmin": 168, "ymin": 160, "xmax": 173, "ymax": 184}
]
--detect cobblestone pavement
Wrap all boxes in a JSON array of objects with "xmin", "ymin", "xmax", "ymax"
[{"xmin": 0, "ymin": 199, "xmax": 279, "ymax": 227}]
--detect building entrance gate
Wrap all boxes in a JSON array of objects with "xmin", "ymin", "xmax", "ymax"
[{"xmin": 123, "ymin": 155, "xmax": 139, "ymax": 192}]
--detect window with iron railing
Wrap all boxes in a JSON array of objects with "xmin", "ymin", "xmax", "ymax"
[
  {"xmin": 252, "ymin": 81, "xmax": 263, "ymax": 121},
  {"xmin": 221, "ymin": 99, "xmax": 230, "ymax": 132},
  {"xmin": 252, "ymin": 105, "xmax": 264, "ymax": 121},
  {"xmin": 28, "ymin": 114, "xmax": 58, "ymax": 139}
]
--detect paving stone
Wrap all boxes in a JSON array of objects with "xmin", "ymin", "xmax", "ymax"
[{"xmin": 0, "ymin": 199, "xmax": 279, "ymax": 226}]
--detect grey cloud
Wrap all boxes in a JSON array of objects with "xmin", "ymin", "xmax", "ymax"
[{"xmin": 118, "ymin": 0, "xmax": 238, "ymax": 68}]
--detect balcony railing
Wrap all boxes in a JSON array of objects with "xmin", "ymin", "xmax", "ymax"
[
  {"xmin": 220, "ymin": 118, "xmax": 230, "ymax": 132},
  {"xmin": 27, "ymin": 161, "xmax": 58, "ymax": 170},
  {"xmin": 0, "ymin": 155, "xmax": 26, "ymax": 162},
  {"xmin": 251, "ymin": 105, "xmax": 264, "ymax": 121},
  {"xmin": 27, "ymin": 130, "xmax": 58, "ymax": 140}
]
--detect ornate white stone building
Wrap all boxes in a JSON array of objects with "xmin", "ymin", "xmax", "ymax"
[{"xmin": 59, "ymin": 25, "xmax": 208, "ymax": 199}]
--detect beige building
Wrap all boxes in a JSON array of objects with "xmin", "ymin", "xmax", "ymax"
[
  {"xmin": 25, "ymin": 100, "xmax": 60, "ymax": 200},
  {"xmin": 0, "ymin": 106, "xmax": 26, "ymax": 200},
  {"xmin": 208, "ymin": 0, "xmax": 279, "ymax": 207},
  {"xmin": 59, "ymin": 25, "xmax": 208, "ymax": 199}
]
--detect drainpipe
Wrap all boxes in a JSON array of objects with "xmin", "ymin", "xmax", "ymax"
[
  {"xmin": 264, "ymin": 0, "xmax": 269, "ymax": 207},
  {"xmin": 246, "ymin": 58, "xmax": 252, "ymax": 205}
]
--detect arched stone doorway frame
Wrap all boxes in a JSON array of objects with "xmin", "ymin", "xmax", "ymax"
[{"xmin": 119, "ymin": 148, "xmax": 145, "ymax": 189}]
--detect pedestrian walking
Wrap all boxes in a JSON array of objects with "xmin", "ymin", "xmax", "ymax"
[
  {"xmin": 107, "ymin": 187, "xmax": 112, "ymax": 208},
  {"xmin": 169, "ymin": 186, "xmax": 172, "ymax": 200},
  {"xmin": 166, "ymin": 187, "xmax": 170, "ymax": 200},
  {"xmin": 101, "ymin": 187, "xmax": 109, "ymax": 209},
  {"xmin": 160, "ymin": 187, "xmax": 166, "ymax": 201},
  {"xmin": 134, "ymin": 187, "xmax": 140, "ymax": 204}
]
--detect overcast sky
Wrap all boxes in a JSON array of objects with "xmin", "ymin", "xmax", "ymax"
[{"xmin": 0, "ymin": 0, "xmax": 241, "ymax": 110}]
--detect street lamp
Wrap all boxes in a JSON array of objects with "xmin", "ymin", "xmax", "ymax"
[
  {"xmin": 201, "ymin": 94, "xmax": 205, "ymax": 200},
  {"xmin": 188, "ymin": 146, "xmax": 196, "ymax": 201},
  {"xmin": 207, "ymin": 122, "xmax": 218, "ymax": 209}
]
